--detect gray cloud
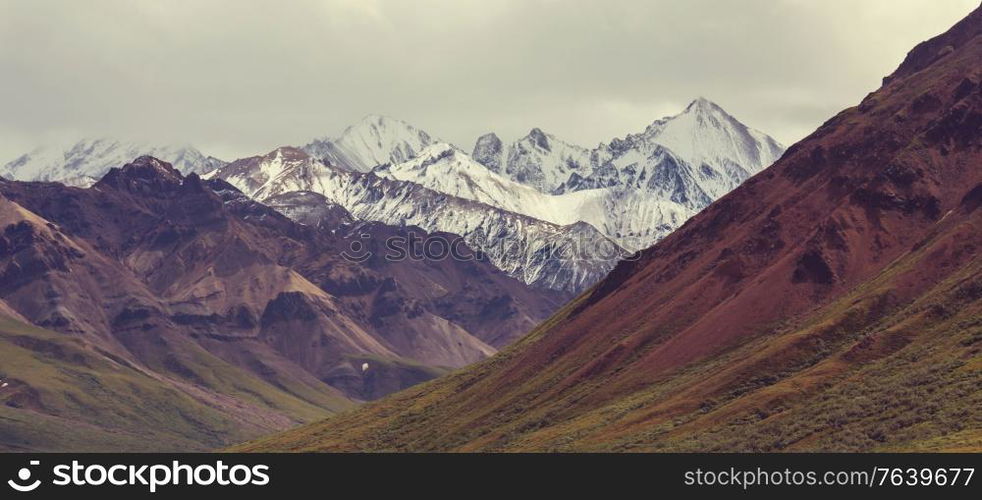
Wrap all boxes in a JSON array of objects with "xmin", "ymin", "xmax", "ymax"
[{"xmin": 0, "ymin": 0, "xmax": 977, "ymax": 161}]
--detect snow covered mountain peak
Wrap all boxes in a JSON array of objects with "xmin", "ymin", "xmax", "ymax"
[
  {"xmin": 471, "ymin": 128, "xmax": 592, "ymax": 194},
  {"xmin": 200, "ymin": 145, "xmax": 322, "ymax": 199},
  {"xmin": 1, "ymin": 138, "xmax": 225, "ymax": 187},
  {"xmin": 356, "ymin": 113, "xmax": 398, "ymax": 124},
  {"xmin": 638, "ymin": 97, "xmax": 785, "ymax": 178},
  {"xmin": 342, "ymin": 114, "xmax": 427, "ymax": 142},
  {"xmin": 303, "ymin": 115, "xmax": 438, "ymax": 173},
  {"xmin": 375, "ymin": 142, "xmax": 560, "ymax": 216},
  {"xmin": 472, "ymin": 132, "xmax": 504, "ymax": 172},
  {"xmin": 265, "ymin": 145, "xmax": 310, "ymax": 162},
  {"xmin": 128, "ymin": 154, "xmax": 182, "ymax": 175},
  {"xmin": 523, "ymin": 127, "xmax": 551, "ymax": 151},
  {"xmin": 208, "ymin": 145, "xmax": 626, "ymax": 293},
  {"xmin": 682, "ymin": 96, "xmax": 722, "ymax": 113},
  {"xmin": 380, "ymin": 140, "xmax": 471, "ymax": 173},
  {"xmin": 205, "ymin": 100, "xmax": 785, "ymax": 293},
  {"xmin": 568, "ymin": 98, "xmax": 786, "ymax": 205}
]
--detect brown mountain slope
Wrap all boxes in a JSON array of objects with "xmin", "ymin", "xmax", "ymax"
[
  {"xmin": 0, "ymin": 156, "xmax": 565, "ymax": 450},
  {"xmin": 0, "ymin": 192, "xmax": 353, "ymax": 451},
  {"xmin": 221, "ymin": 186, "xmax": 569, "ymax": 350},
  {"xmin": 0, "ymin": 310, "xmax": 341, "ymax": 452},
  {"xmin": 0, "ymin": 298, "xmax": 26, "ymax": 322},
  {"xmin": 0, "ymin": 161, "xmax": 399, "ymax": 404},
  {"xmin": 237, "ymin": 6, "xmax": 982, "ymax": 452}
]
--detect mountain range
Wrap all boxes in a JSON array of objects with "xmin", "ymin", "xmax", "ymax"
[
  {"xmin": 7, "ymin": 5, "xmax": 972, "ymax": 455},
  {"xmin": 3, "ymin": 101, "xmax": 780, "ymax": 294},
  {"xmin": 303, "ymin": 115, "xmax": 436, "ymax": 173},
  {"xmin": 0, "ymin": 96, "xmax": 786, "ymax": 451},
  {"xmin": 0, "ymin": 157, "xmax": 565, "ymax": 451},
  {"xmin": 1, "ymin": 138, "xmax": 226, "ymax": 187},
  {"xmin": 201, "ymin": 99, "xmax": 783, "ymax": 292},
  {"xmin": 236, "ymin": 6, "xmax": 982, "ymax": 452},
  {"xmin": 207, "ymin": 146, "xmax": 625, "ymax": 292}
]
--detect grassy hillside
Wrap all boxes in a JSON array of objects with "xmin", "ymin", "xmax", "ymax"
[{"xmin": 0, "ymin": 314, "xmax": 351, "ymax": 451}]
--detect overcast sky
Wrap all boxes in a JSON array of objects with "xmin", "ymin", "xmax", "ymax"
[{"xmin": 0, "ymin": 0, "xmax": 977, "ymax": 161}]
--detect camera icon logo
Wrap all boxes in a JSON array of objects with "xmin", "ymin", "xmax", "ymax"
[{"xmin": 8, "ymin": 460, "xmax": 41, "ymax": 492}]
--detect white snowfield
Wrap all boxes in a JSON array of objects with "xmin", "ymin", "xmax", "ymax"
[{"xmin": 1, "ymin": 138, "xmax": 225, "ymax": 187}]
